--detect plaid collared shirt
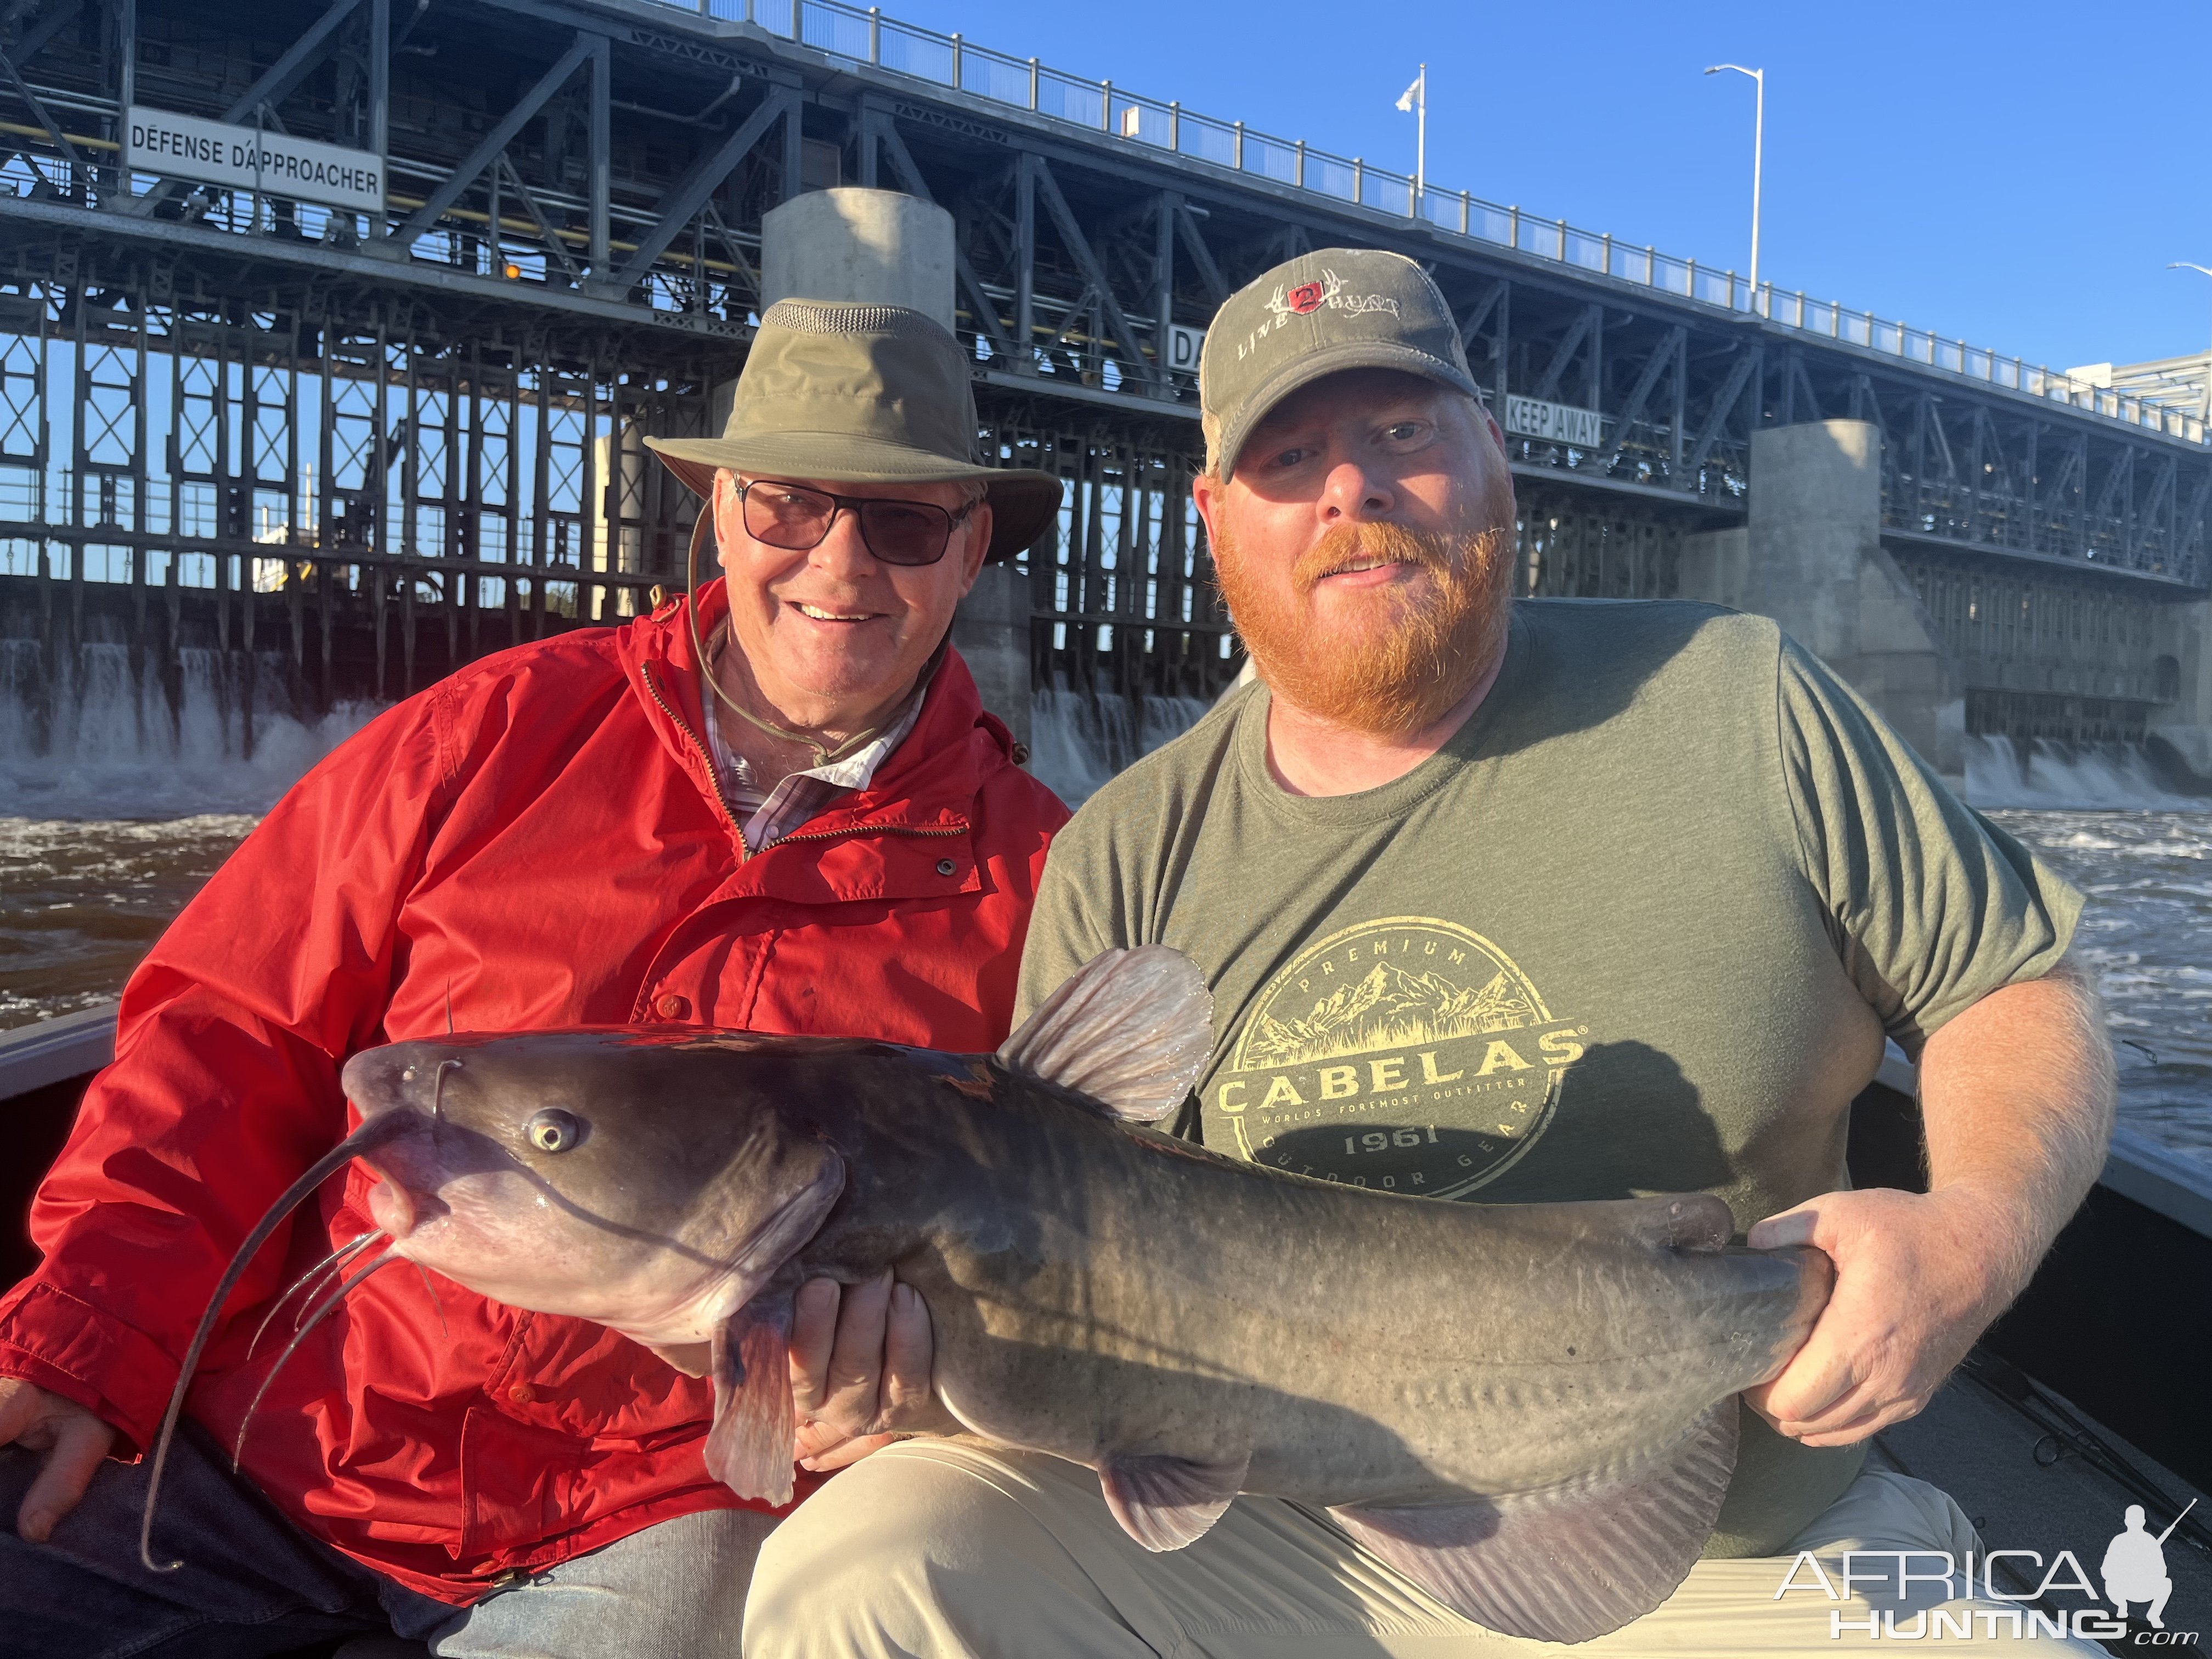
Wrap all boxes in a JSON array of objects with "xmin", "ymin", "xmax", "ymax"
[{"xmin": 700, "ymin": 639, "xmax": 927, "ymax": 854}]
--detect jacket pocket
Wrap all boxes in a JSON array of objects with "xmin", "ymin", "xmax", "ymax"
[{"xmin": 457, "ymin": 1402, "xmax": 589, "ymax": 1559}]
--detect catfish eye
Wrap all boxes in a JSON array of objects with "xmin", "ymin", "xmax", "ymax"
[{"xmin": 526, "ymin": 1109, "xmax": 583, "ymax": 1154}]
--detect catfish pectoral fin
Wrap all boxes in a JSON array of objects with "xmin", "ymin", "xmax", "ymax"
[
  {"xmin": 704, "ymin": 1296, "xmax": 797, "ymax": 1507},
  {"xmin": 1097, "ymin": 1450, "xmax": 1250, "ymax": 1551},
  {"xmin": 1331, "ymin": 1398, "xmax": 1739, "ymax": 1645}
]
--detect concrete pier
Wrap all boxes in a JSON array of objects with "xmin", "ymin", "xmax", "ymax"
[
  {"xmin": 760, "ymin": 189, "xmax": 959, "ymax": 329},
  {"xmin": 1680, "ymin": 420, "xmax": 1961, "ymax": 781},
  {"xmin": 2148, "ymin": 598, "xmax": 2212, "ymax": 788}
]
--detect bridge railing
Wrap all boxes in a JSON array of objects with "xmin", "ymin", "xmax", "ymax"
[{"xmin": 703, "ymin": 0, "xmax": 2207, "ymax": 450}]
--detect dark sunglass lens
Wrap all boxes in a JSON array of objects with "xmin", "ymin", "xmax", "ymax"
[
  {"xmin": 745, "ymin": 484, "xmax": 835, "ymax": 549},
  {"xmin": 860, "ymin": 500, "xmax": 952, "ymax": 566}
]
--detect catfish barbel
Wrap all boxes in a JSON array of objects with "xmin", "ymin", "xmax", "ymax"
[{"xmin": 139, "ymin": 947, "xmax": 1831, "ymax": 1644}]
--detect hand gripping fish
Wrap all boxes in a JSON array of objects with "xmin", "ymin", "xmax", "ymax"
[{"xmin": 140, "ymin": 947, "xmax": 1831, "ymax": 1644}]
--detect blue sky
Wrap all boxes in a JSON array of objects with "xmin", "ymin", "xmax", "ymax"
[{"xmin": 875, "ymin": 0, "xmax": 2212, "ymax": 375}]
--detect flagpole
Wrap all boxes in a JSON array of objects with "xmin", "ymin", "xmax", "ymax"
[
  {"xmin": 1415, "ymin": 65, "xmax": 1426, "ymax": 205},
  {"xmin": 1398, "ymin": 64, "xmax": 1427, "ymax": 216}
]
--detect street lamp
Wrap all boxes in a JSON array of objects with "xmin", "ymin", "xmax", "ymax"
[
  {"xmin": 2170, "ymin": 262, "xmax": 2212, "ymax": 425},
  {"xmin": 1705, "ymin": 64, "xmax": 1764, "ymax": 315}
]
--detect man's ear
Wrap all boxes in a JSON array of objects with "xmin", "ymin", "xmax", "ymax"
[
  {"xmin": 1192, "ymin": 469, "xmax": 1223, "ymax": 549},
  {"xmin": 710, "ymin": 472, "xmax": 742, "ymax": 575},
  {"xmin": 955, "ymin": 501, "xmax": 992, "ymax": 598}
]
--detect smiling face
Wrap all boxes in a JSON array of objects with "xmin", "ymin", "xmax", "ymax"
[
  {"xmin": 712, "ymin": 471, "xmax": 991, "ymax": 735},
  {"xmin": 1194, "ymin": 369, "xmax": 1518, "ymax": 737}
]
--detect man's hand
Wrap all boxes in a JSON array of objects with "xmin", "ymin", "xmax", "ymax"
[
  {"xmin": 0, "ymin": 1378, "xmax": 119, "ymax": 1543},
  {"xmin": 1747, "ymin": 959, "xmax": 2115, "ymax": 1449},
  {"xmin": 787, "ymin": 1272, "xmax": 956, "ymax": 1472},
  {"xmin": 1742, "ymin": 1185, "xmax": 2023, "ymax": 1447}
]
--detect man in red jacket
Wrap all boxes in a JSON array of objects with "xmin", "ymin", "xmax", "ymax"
[{"xmin": 0, "ymin": 298, "xmax": 1068, "ymax": 1657}]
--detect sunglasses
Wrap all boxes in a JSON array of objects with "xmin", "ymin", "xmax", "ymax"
[{"xmin": 736, "ymin": 478, "xmax": 979, "ymax": 568}]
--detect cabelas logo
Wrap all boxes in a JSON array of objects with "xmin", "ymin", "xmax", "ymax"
[
  {"xmin": 1207, "ymin": 917, "xmax": 1582, "ymax": 1198},
  {"xmin": 1235, "ymin": 269, "xmax": 1406, "ymax": 360}
]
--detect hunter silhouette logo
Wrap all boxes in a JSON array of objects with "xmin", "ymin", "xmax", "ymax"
[{"xmin": 2104, "ymin": 1500, "xmax": 2193, "ymax": 1629}]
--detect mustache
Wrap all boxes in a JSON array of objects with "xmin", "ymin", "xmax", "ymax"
[{"xmin": 1292, "ymin": 522, "xmax": 1457, "ymax": 590}]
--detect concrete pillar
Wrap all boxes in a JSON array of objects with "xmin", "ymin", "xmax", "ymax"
[
  {"xmin": 759, "ymin": 188, "xmax": 956, "ymax": 330},
  {"xmin": 1676, "ymin": 420, "xmax": 1961, "ymax": 782},
  {"xmin": 951, "ymin": 562, "xmax": 1031, "ymax": 751},
  {"xmin": 1677, "ymin": 526, "xmax": 1747, "ymax": 610},
  {"xmin": 2146, "ymin": 599, "xmax": 2212, "ymax": 788}
]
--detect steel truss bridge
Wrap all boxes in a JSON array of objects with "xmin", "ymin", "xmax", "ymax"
[{"xmin": 2, "ymin": 0, "xmax": 2207, "ymax": 737}]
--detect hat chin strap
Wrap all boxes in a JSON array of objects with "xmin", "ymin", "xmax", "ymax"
[{"xmin": 682, "ymin": 508, "xmax": 905, "ymax": 769}]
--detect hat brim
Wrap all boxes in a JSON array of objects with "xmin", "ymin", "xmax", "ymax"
[
  {"xmin": 644, "ymin": 432, "xmax": 1062, "ymax": 563},
  {"xmin": 1215, "ymin": 341, "xmax": 1483, "ymax": 480}
]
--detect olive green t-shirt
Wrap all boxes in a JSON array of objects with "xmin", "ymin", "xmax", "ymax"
[{"xmin": 1014, "ymin": 599, "xmax": 2081, "ymax": 1557}]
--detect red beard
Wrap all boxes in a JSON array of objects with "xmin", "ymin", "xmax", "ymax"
[{"xmin": 1212, "ymin": 498, "xmax": 1517, "ymax": 738}]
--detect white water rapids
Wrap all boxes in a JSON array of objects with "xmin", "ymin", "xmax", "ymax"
[{"xmin": 2, "ymin": 666, "xmax": 2205, "ymax": 1168}]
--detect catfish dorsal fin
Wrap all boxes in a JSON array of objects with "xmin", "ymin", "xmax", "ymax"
[{"xmin": 998, "ymin": 946, "xmax": 1214, "ymax": 1123}]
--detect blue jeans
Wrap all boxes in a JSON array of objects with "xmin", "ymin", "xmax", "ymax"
[{"xmin": 0, "ymin": 1426, "xmax": 771, "ymax": 1658}]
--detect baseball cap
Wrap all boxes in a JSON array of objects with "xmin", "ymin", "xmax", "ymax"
[{"xmin": 1199, "ymin": 248, "xmax": 1482, "ymax": 480}]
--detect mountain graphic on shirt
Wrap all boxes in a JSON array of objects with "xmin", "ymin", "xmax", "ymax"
[{"xmin": 1244, "ymin": 961, "xmax": 1537, "ymax": 1068}]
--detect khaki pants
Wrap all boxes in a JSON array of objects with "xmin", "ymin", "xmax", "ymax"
[{"xmin": 743, "ymin": 1440, "xmax": 2102, "ymax": 1657}]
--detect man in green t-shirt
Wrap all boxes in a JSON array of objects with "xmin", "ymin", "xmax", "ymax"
[{"xmin": 744, "ymin": 250, "xmax": 2115, "ymax": 1655}]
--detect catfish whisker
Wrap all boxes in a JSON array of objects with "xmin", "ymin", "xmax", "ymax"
[
  {"xmin": 139, "ymin": 1110, "xmax": 411, "ymax": 1574},
  {"xmin": 413, "ymin": 1261, "xmax": 450, "ymax": 1339},
  {"xmin": 233, "ymin": 1246, "xmax": 404, "ymax": 1472},
  {"xmin": 296, "ymin": 1233, "xmax": 390, "ymax": 1331},
  {"xmin": 248, "ymin": 1231, "xmax": 382, "ymax": 1358}
]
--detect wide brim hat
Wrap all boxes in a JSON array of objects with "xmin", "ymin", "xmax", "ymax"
[{"xmin": 645, "ymin": 298, "xmax": 1062, "ymax": 563}]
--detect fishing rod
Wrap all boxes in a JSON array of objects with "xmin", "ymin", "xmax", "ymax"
[{"xmin": 1961, "ymin": 1350, "xmax": 2212, "ymax": 1559}]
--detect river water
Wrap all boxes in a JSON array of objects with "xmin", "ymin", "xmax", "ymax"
[{"xmin": 3, "ymin": 707, "xmax": 2207, "ymax": 1170}]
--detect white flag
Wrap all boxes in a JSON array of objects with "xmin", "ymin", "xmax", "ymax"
[{"xmin": 1396, "ymin": 70, "xmax": 1424, "ymax": 112}]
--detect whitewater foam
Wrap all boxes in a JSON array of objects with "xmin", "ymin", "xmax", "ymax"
[
  {"xmin": 1962, "ymin": 735, "xmax": 2202, "ymax": 812},
  {"xmin": 1, "ymin": 640, "xmax": 375, "ymax": 819},
  {"xmin": 1029, "ymin": 687, "xmax": 1215, "ymax": 808}
]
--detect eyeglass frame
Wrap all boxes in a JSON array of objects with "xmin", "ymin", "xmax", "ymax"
[{"xmin": 727, "ymin": 475, "xmax": 983, "ymax": 568}]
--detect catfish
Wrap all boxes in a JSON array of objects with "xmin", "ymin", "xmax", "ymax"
[{"xmin": 143, "ymin": 947, "xmax": 1830, "ymax": 1644}]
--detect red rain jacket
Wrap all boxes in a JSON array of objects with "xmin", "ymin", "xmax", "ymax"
[{"xmin": 0, "ymin": 582, "xmax": 1068, "ymax": 1601}]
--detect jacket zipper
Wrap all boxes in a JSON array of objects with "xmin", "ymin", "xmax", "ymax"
[
  {"xmin": 765, "ymin": 822, "xmax": 968, "ymax": 850},
  {"xmin": 638, "ymin": 661, "xmax": 740, "ymax": 835},
  {"xmin": 639, "ymin": 662, "xmax": 971, "ymax": 857}
]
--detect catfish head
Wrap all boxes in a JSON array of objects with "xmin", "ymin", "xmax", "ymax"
[{"xmin": 341, "ymin": 1029, "xmax": 845, "ymax": 1351}]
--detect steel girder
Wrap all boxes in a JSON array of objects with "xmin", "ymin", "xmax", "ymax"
[
  {"xmin": 10, "ymin": 0, "xmax": 2193, "ymax": 584},
  {"xmin": 1779, "ymin": 355, "xmax": 2206, "ymax": 587},
  {"xmin": 3, "ymin": 0, "xmax": 2208, "ymax": 725}
]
